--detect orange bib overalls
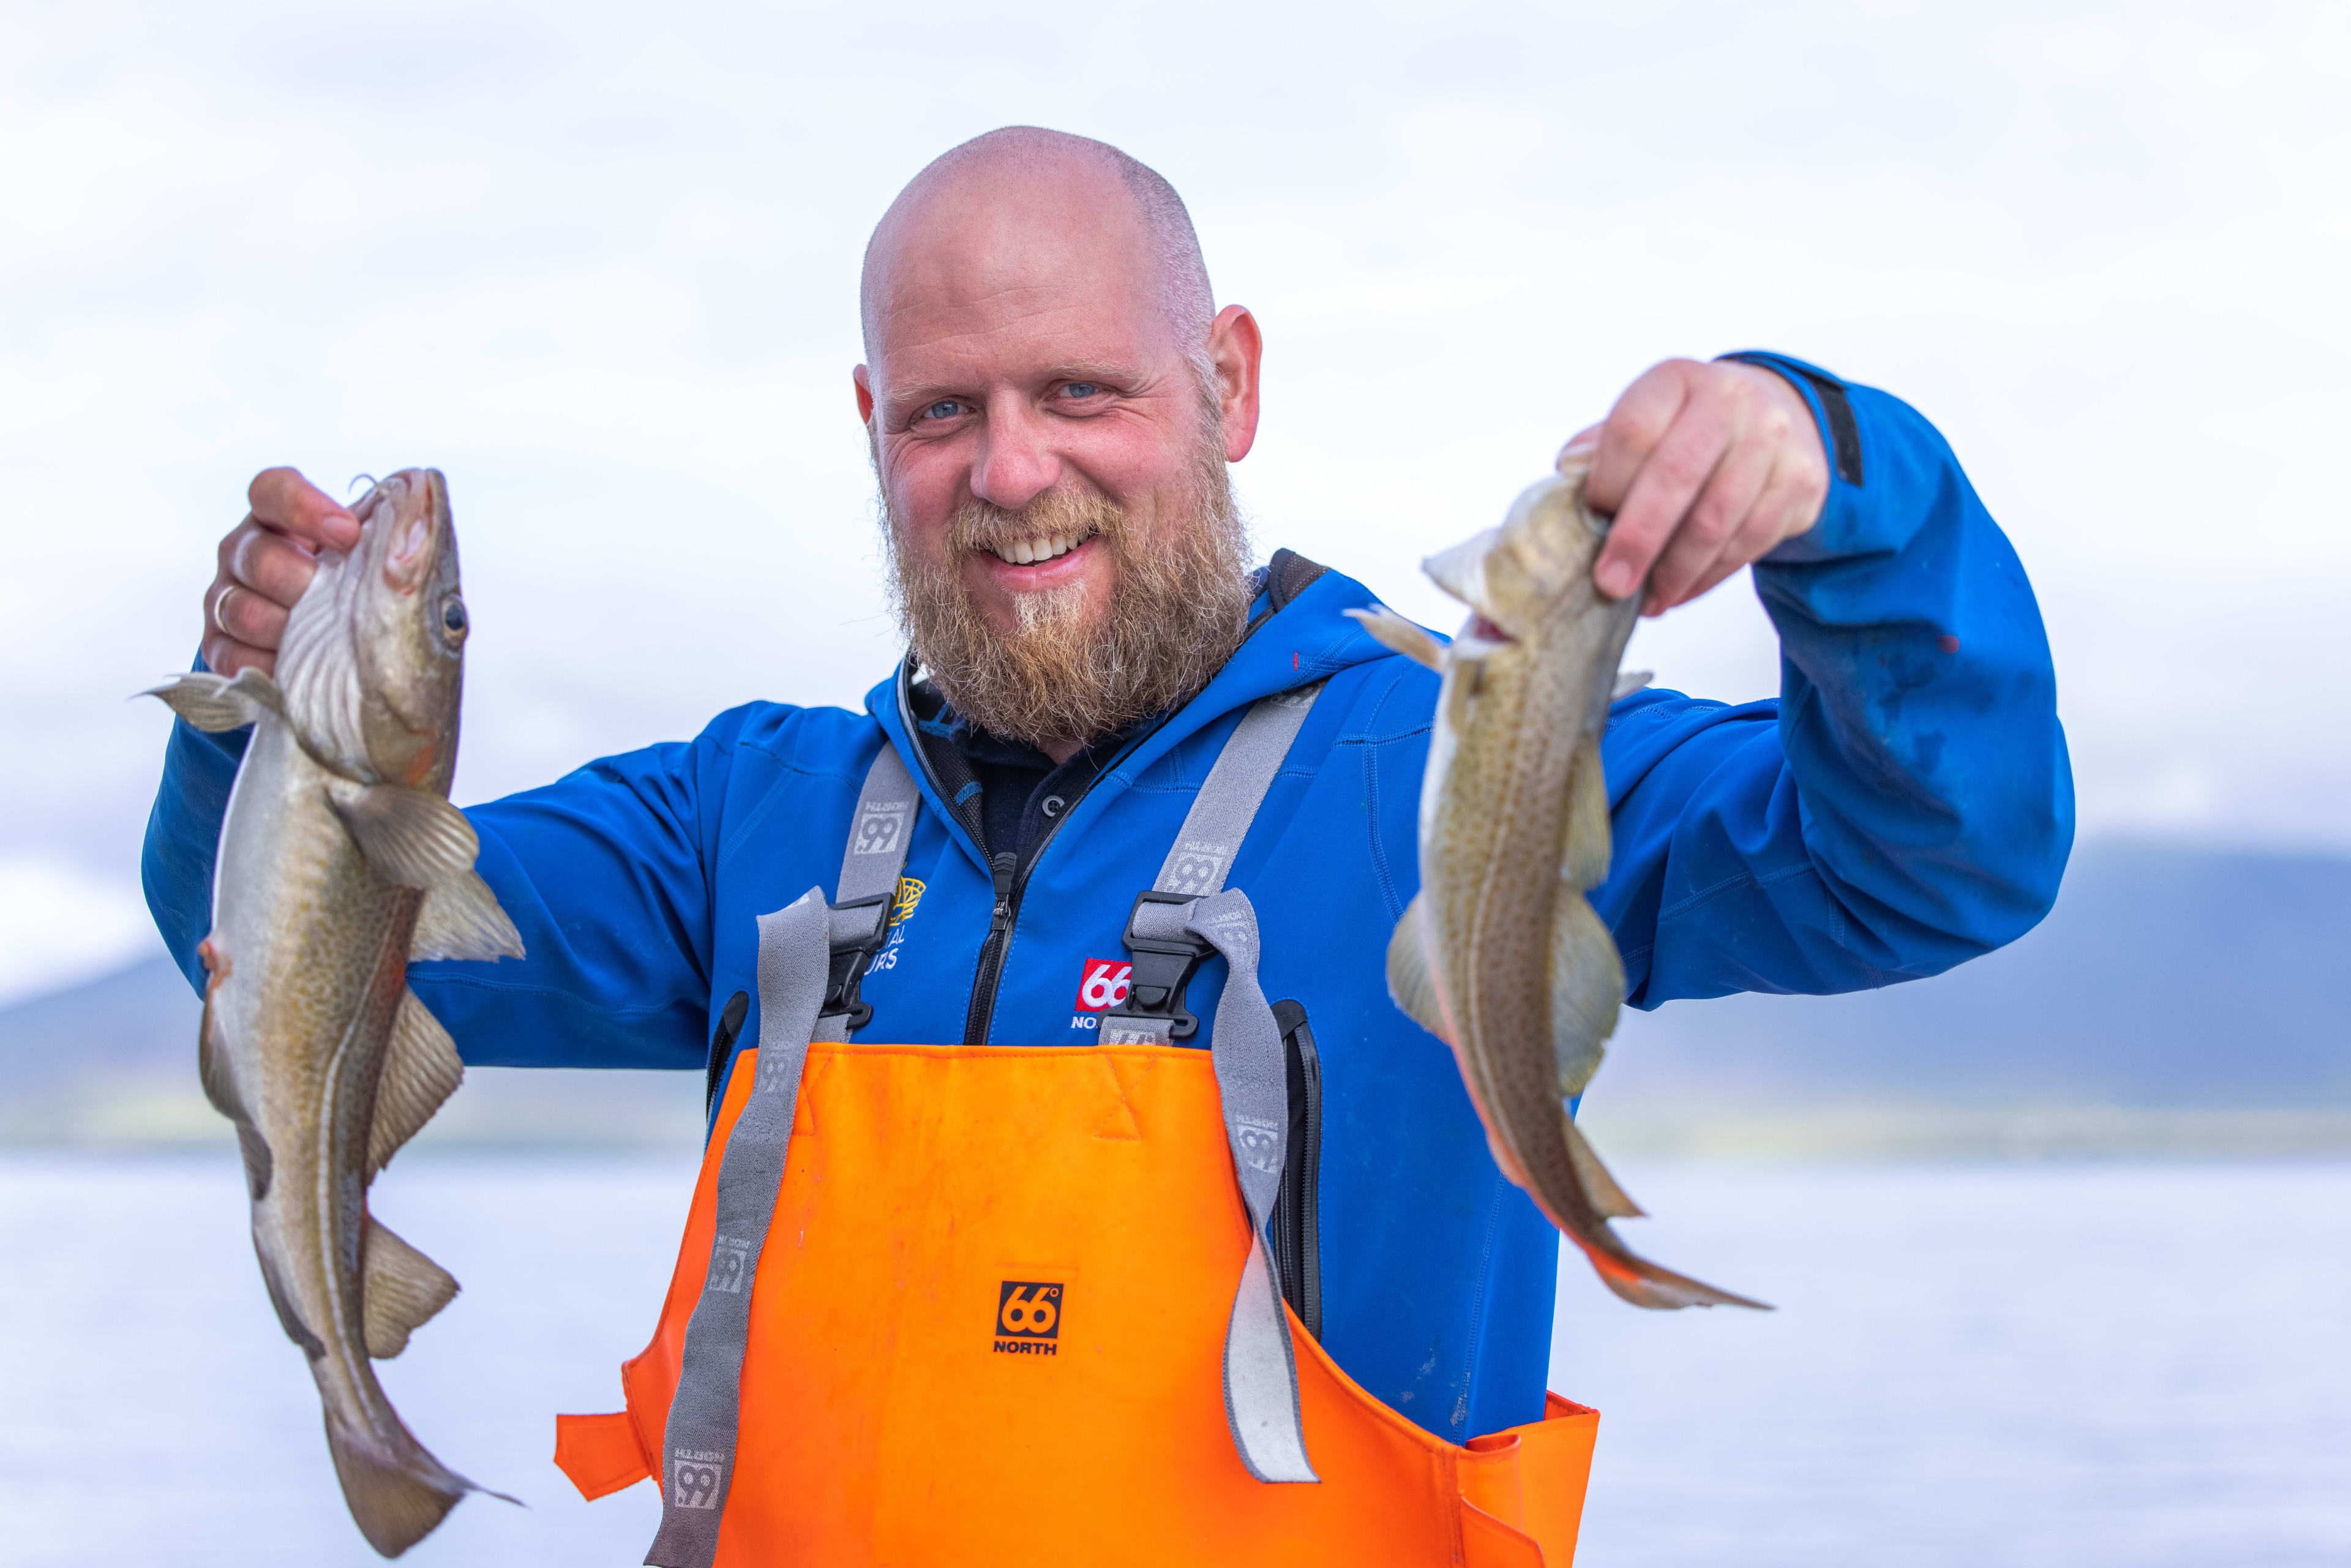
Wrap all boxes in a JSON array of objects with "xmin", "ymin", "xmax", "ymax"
[{"xmin": 553, "ymin": 688, "xmax": 1599, "ymax": 1565}]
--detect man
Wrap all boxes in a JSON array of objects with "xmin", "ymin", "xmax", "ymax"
[{"xmin": 144, "ymin": 128, "xmax": 2070, "ymax": 1561}]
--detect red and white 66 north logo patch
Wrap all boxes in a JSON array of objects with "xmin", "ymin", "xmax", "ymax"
[{"xmin": 1073, "ymin": 958, "xmax": 1133, "ymax": 1012}]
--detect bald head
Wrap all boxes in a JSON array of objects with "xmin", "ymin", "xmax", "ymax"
[{"xmin": 860, "ymin": 127, "xmax": 1214, "ymax": 378}]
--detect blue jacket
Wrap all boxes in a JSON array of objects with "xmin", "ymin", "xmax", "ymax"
[{"xmin": 141, "ymin": 355, "xmax": 2072, "ymax": 1444}]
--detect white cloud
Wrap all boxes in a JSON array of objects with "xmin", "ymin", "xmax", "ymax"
[
  {"xmin": 0, "ymin": 857, "xmax": 161, "ymax": 1007},
  {"xmin": 4, "ymin": 0, "xmax": 2349, "ymax": 991}
]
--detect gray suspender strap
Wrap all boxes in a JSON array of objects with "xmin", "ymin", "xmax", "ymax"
[
  {"xmin": 1100, "ymin": 682, "xmax": 1325, "ymax": 1048},
  {"xmin": 1101, "ymin": 681, "xmax": 1325, "ymax": 1484},
  {"xmin": 645, "ymin": 744, "xmax": 915, "ymax": 1568},
  {"xmin": 645, "ymin": 889, "xmax": 825, "ymax": 1568},
  {"xmin": 815, "ymin": 745, "xmax": 919, "ymax": 1043}
]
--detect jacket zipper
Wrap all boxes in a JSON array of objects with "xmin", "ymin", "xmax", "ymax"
[{"xmin": 896, "ymin": 602, "xmax": 1283, "ymax": 1047}]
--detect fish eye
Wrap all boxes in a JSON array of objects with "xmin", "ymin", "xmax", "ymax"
[{"xmin": 440, "ymin": 596, "xmax": 468, "ymax": 642}]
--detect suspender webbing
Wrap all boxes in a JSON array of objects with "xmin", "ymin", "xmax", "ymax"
[
  {"xmin": 648, "ymin": 689, "xmax": 1327, "ymax": 1564},
  {"xmin": 1100, "ymin": 681, "xmax": 1324, "ymax": 1485},
  {"xmin": 814, "ymin": 746, "xmax": 918, "ymax": 1043}
]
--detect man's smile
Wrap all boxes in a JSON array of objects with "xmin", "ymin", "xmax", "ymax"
[{"xmin": 978, "ymin": 528, "xmax": 1101, "ymax": 585}]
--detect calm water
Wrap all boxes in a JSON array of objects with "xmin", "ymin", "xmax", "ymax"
[{"xmin": 2, "ymin": 1152, "xmax": 2345, "ymax": 1566}]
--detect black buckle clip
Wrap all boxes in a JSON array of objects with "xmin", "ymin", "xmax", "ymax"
[
  {"xmin": 820, "ymin": 891, "xmax": 893, "ymax": 1032},
  {"xmin": 1103, "ymin": 889, "xmax": 1213, "ymax": 1041}
]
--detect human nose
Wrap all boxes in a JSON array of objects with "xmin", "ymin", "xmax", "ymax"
[{"xmin": 969, "ymin": 397, "xmax": 1061, "ymax": 512}]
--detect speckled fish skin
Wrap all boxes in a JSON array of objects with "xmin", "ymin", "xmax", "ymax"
[
  {"xmin": 147, "ymin": 470, "xmax": 523, "ymax": 1555},
  {"xmin": 1354, "ymin": 450, "xmax": 1768, "ymax": 1313}
]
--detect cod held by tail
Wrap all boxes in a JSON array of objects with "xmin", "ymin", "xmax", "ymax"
[
  {"xmin": 1348, "ymin": 449, "xmax": 1769, "ymax": 1314},
  {"xmin": 147, "ymin": 469, "xmax": 524, "ymax": 1555}
]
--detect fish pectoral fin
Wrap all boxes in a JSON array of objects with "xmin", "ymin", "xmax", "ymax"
[
  {"xmin": 411, "ymin": 871, "xmax": 525, "ymax": 963},
  {"xmin": 369, "ymin": 989, "xmax": 465, "ymax": 1180},
  {"xmin": 1561, "ymin": 1112, "xmax": 1644, "ymax": 1220},
  {"xmin": 327, "ymin": 778, "xmax": 481, "ymax": 890},
  {"xmin": 361, "ymin": 1214, "xmax": 459, "ymax": 1359},
  {"xmin": 1385, "ymin": 892, "xmax": 1452, "ymax": 1042},
  {"xmin": 142, "ymin": 668, "xmax": 287, "ymax": 732},
  {"xmin": 1611, "ymin": 669, "xmax": 1654, "ymax": 701},
  {"xmin": 1343, "ymin": 605, "xmax": 1446, "ymax": 672}
]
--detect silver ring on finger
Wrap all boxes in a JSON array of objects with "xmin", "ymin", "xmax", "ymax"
[{"xmin": 212, "ymin": 583, "xmax": 240, "ymax": 639}]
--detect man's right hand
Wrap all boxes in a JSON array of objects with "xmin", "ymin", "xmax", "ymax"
[{"xmin": 201, "ymin": 468, "xmax": 361, "ymax": 677}]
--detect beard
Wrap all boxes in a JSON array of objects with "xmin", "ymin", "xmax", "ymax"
[{"xmin": 882, "ymin": 421, "xmax": 1255, "ymax": 752}]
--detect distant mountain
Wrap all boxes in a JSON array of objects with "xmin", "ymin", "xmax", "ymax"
[
  {"xmin": 0, "ymin": 951, "xmax": 702, "ymax": 1147},
  {"xmin": 0, "ymin": 953, "xmax": 195, "ymax": 1092},
  {"xmin": 3, "ymin": 842, "xmax": 2344, "ymax": 1146},
  {"xmin": 1599, "ymin": 841, "xmax": 2351, "ymax": 1109}
]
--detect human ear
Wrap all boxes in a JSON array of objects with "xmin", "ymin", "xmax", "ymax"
[
  {"xmin": 853, "ymin": 364, "xmax": 876, "ymax": 426},
  {"xmin": 1207, "ymin": 305, "xmax": 1262, "ymax": 462}
]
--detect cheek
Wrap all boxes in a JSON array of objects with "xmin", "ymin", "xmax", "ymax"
[{"xmin": 881, "ymin": 443, "xmax": 962, "ymax": 550}]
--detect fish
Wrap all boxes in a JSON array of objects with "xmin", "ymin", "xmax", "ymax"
[
  {"xmin": 146, "ymin": 468, "xmax": 524, "ymax": 1555},
  {"xmin": 1347, "ymin": 448, "xmax": 1768, "ymax": 1313}
]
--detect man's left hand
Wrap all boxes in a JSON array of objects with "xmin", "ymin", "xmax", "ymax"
[{"xmin": 1569, "ymin": 358, "xmax": 1830, "ymax": 617}]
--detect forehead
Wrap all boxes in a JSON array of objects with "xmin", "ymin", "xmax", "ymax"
[{"xmin": 864, "ymin": 163, "xmax": 1177, "ymax": 393}]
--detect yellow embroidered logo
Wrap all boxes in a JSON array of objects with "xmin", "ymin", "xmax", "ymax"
[
  {"xmin": 994, "ymin": 1281, "xmax": 1062, "ymax": 1357},
  {"xmin": 889, "ymin": 877, "xmax": 926, "ymax": 928}
]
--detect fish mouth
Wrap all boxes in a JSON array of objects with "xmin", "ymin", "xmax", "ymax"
[{"xmin": 1464, "ymin": 615, "xmax": 1513, "ymax": 644}]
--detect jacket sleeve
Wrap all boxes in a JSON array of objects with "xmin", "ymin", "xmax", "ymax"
[
  {"xmin": 138, "ymin": 685, "xmax": 741, "ymax": 1070},
  {"xmin": 1593, "ymin": 353, "xmax": 2075, "ymax": 1005}
]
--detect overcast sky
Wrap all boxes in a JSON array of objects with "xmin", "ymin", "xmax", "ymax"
[{"xmin": 3, "ymin": 0, "xmax": 2345, "ymax": 1003}]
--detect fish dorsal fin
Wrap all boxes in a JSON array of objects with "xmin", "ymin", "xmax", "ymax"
[
  {"xmin": 1385, "ymin": 892, "xmax": 1452, "ymax": 1043},
  {"xmin": 1343, "ymin": 605, "xmax": 1446, "ymax": 671},
  {"xmin": 328, "ymin": 780, "xmax": 481, "ymax": 890},
  {"xmin": 369, "ymin": 989, "xmax": 464, "ymax": 1179},
  {"xmin": 361, "ymin": 1214, "xmax": 459, "ymax": 1359},
  {"xmin": 144, "ymin": 667, "xmax": 288, "ymax": 732},
  {"xmin": 1562, "ymin": 1112, "xmax": 1645, "ymax": 1220},
  {"xmin": 1421, "ymin": 528, "xmax": 1500, "ymax": 610},
  {"xmin": 411, "ymin": 871, "xmax": 525, "ymax": 963}
]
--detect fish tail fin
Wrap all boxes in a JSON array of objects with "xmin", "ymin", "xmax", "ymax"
[
  {"xmin": 1556, "ymin": 1117, "xmax": 1771, "ymax": 1311},
  {"xmin": 1588, "ymin": 1250, "xmax": 1774, "ymax": 1313},
  {"xmin": 324, "ymin": 1414, "xmax": 516, "ymax": 1558}
]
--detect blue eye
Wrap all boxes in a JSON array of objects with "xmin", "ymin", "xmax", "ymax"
[
  {"xmin": 1062, "ymin": 382, "xmax": 1101, "ymax": 400},
  {"xmin": 920, "ymin": 400, "xmax": 965, "ymax": 422}
]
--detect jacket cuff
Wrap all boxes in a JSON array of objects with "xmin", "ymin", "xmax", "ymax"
[{"xmin": 1715, "ymin": 350, "xmax": 1891, "ymax": 566}]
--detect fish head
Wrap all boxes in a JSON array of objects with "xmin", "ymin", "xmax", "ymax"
[
  {"xmin": 348, "ymin": 469, "xmax": 467, "ymax": 790},
  {"xmin": 1420, "ymin": 449, "xmax": 1610, "ymax": 651}
]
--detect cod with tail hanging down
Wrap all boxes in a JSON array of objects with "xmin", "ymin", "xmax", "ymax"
[
  {"xmin": 147, "ymin": 470, "xmax": 523, "ymax": 1556},
  {"xmin": 1348, "ymin": 448, "xmax": 1769, "ymax": 1313}
]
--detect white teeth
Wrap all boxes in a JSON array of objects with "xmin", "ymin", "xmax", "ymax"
[{"xmin": 992, "ymin": 529, "xmax": 1092, "ymax": 565}]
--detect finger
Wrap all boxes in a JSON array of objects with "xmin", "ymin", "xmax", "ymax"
[
  {"xmin": 1681, "ymin": 461, "xmax": 1823, "ymax": 604},
  {"xmin": 200, "ymin": 629, "xmax": 274, "ymax": 680},
  {"xmin": 1641, "ymin": 410, "xmax": 1776, "ymax": 613},
  {"xmin": 227, "ymin": 520, "xmax": 322, "ymax": 609},
  {"xmin": 248, "ymin": 467, "xmax": 360, "ymax": 552},
  {"xmin": 209, "ymin": 579, "xmax": 290, "ymax": 650},
  {"xmin": 1593, "ymin": 375, "xmax": 1734, "ymax": 602},
  {"xmin": 1584, "ymin": 362, "xmax": 1695, "ymax": 517},
  {"xmin": 1554, "ymin": 422, "xmax": 1604, "ymax": 472}
]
